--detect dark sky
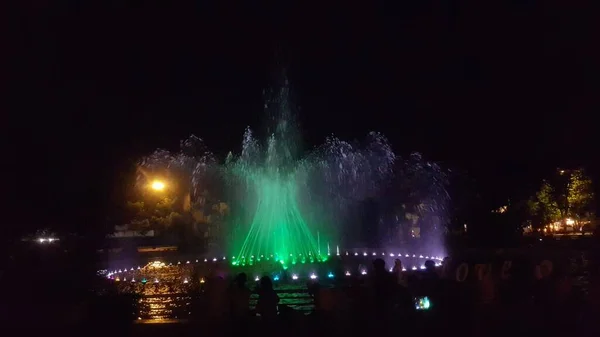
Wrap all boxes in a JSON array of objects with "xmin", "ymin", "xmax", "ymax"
[{"xmin": 7, "ymin": 1, "xmax": 598, "ymax": 236}]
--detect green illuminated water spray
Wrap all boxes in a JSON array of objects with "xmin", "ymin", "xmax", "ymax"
[
  {"xmin": 226, "ymin": 85, "xmax": 327, "ymax": 267},
  {"xmin": 222, "ymin": 82, "xmax": 399, "ymax": 267}
]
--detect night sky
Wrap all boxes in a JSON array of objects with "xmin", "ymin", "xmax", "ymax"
[{"xmin": 7, "ymin": 1, "xmax": 598, "ymax": 238}]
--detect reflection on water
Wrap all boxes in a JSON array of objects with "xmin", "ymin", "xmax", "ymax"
[
  {"xmin": 134, "ymin": 285, "xmax": 314, "ymax": 322},
  {"xmin": 138, "ymin": 295, "xmax": 192, "ymax": 321}
]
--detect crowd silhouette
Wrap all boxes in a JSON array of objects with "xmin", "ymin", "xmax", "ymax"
[
  {"xmin": 5, "ymin": 252, "xmax": 600, "ymax": 337},
  {"xmin": 184, "ymin": 255, "xmax": 600, "ymax": 337}
]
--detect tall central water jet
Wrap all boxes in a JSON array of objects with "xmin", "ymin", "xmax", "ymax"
[{"xmin": 226, "ymin": 85, "xmax": 325, "ymax": 266}]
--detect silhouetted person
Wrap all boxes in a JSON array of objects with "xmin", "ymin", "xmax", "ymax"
[
  {"xmin": 441, "ymin": 257, "xmax": 452, "ymax": 279},
  {"xmin": 205, "ymin": 274, "xmax": 229, "ymax": 322},
  {"xmin": 391, "ymin": 259, "xmax": 412, "ymax": 314},
  {"xmin": 418, "ymin": 260, "xmax": 441, "ymax": 314},
  {"xmin": 256, "ymin": 276, "xmax": 279, "ymax": 320},
  {"xmin": 307, "ymin": 280, "xmax": 321, "ymax": 308},
  {"xmin": 230, "ymin": 273, "xmax": 251, "ymax": 320},
  {"xmin": 419, "ymin": 260, "xmax": 439, "ymax": 293},
  {"xmin": 424, "ymin": 260, "xmax": 438, "ymax": 278},
  {"xmin": 392, "ymin": 259, "xmax": 408, "ymax": 287},
  {"xmin": 370, "ymin": 258, "xmax": 395, "ymax": 316}
]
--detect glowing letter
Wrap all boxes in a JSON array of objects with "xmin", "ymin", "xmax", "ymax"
[{"xmin": 456, "ymin": 263, "xmax": 469, "ymax": 282}]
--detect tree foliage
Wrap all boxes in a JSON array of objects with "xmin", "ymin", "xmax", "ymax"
[
  {"xmin": 567, "ymin": 169, "xmax": 595, "ymax": 219},
  {"xmin": 125, "ymin": 197, "xmax": 181, "ymax": 234},
  {"xmin": 528, "ymin": 168, "xmax": 594, "ymax": 227}
]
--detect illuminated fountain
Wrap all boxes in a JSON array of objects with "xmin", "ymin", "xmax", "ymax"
[
  {"xmin": 135, "ymin": 82, "xmax": 448, "ymax": 277},
  {"xmin": 108, "ymin": 82, "xmax": 452, "ymax": 322},
  {"xmin": 224, "ymin": 84, "xmax": 395, "ymax": 270}
]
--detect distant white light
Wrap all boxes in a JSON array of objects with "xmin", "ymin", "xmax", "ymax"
[{"xmin": 37, "ymin": 237, "xmax": 58, "ymax": 244}]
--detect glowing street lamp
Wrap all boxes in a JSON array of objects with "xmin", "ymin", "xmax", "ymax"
[{"xmin": 151, "ymin": 180, "xmax": 166, "ymax": 191}]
